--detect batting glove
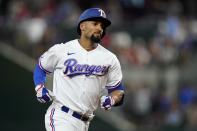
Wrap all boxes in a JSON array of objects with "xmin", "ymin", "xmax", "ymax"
[
  {"xmin": 35, "ymin": 84, "xmax": 52, "ymax": 103},
  {"xmin": 100, "ymin": 95, "xmax": 115, "ymax": 110}
]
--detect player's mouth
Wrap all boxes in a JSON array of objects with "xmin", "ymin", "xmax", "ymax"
[{"xmin": 93, "ymin": 32, "xmax": 102, "ymax": 37}]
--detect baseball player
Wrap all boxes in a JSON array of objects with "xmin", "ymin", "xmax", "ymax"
[{"xmin": 33, "ymin": 8, "xmax": 125, "ymax": 131}]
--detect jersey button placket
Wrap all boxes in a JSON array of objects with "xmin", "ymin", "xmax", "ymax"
[
  {"xmin": 83, "ymin": 52, "xmax": 89, "ymax": 92},
  {"xmin": 82, "ymin": 53, "xmax": 88, "ymax": 96},
  {"xmin": 81, "ymin": 52, "xmax": 88, "ymax": 111}
]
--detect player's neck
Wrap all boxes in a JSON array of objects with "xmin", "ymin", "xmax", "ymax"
[{"xmin": 78, "ymin": 38, "xmax": 97, "ymax": 51}]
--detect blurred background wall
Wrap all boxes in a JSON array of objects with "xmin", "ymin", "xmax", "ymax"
[{"xmin": 1, "ymin": 0, "xmax": 197, "ymax": 131}]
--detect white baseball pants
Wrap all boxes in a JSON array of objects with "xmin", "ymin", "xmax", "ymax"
[{"xmin": 45, "ymin": 102, "xmax": 90, "ymax": 131}]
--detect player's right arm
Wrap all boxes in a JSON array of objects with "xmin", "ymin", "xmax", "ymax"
[{"xmin": 33, "ymin": 44, "xmax": 59, "ymax": 103}]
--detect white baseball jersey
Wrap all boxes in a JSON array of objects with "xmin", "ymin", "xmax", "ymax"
[{"xmin": 39, "ymin": 39, "xmax": 122, "ymax": 115}]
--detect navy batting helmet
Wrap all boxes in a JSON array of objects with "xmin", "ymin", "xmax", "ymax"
[{"xmin": 77, "ymin": 8, "xmax": 111, "ymax": 37}]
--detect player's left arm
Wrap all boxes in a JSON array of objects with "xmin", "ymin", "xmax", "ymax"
[
  {"xmin": 108, "ymin": 84, "xmax": 125, "ymax": 106},
  {"xmin": 100, "ymin": 83, "xmax": 125, "ymax": 110},
  {"xmin": 100, "ymin": 55, "xmax": 125, "ymax": 110}
]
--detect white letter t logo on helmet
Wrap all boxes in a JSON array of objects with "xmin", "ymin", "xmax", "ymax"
[{"xmin": 98, "ymin": 9, "xmax": 106, "ymax": 18}]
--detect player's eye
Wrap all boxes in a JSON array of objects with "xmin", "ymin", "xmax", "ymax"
[
  {"xmin": 92, "ymin": 22, "xmax": 104, "ymax": 29},
  {"xmin": 92, "ymin": 22, "xmax": 97, "ymax": 26}
]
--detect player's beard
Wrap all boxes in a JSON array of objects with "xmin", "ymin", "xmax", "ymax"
[{"xmin": 90, "ymin": 34, "xmax": 101, "ymax": 43}]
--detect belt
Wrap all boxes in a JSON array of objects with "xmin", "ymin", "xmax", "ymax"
[{"xmin": 61, "ymin": 106, "xmax": 89, "ymax": 122}]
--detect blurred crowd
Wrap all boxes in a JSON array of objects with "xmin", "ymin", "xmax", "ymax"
[{"xmin": 1, "ymin": 0, "xmax": 197, "ymax": 131}]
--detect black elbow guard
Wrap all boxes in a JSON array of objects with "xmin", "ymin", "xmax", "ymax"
[{"xmin": 113, "ymin": 94, "xmax": 125, "ymax": 107}]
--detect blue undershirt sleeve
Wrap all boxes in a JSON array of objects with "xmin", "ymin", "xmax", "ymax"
[{"xmin": 33, "ymin": 63, "xmax": 46, "ymax": 86}]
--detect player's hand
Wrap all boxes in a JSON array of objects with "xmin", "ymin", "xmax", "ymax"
[
  {"xmin": 100, "ymin": 95, "xmax": 115, "ymax": 110},
  {"xmin": 35, "ymin": 84, "xmax": 52, "ymax": 103}
]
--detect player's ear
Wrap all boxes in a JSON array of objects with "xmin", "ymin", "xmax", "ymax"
[{"xmin": 80, "ymin": 22, "xmax": 85, "ymax": 32}]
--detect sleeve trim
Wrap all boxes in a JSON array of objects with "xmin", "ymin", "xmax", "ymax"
[
  {"xmin": 106, "ymin": 82, "xmax": 125, "ymax": 94},
  {"xmin": 106, "ymin": 81, "xmax": 121, "ymax": 89},
  {"xmin": 39, "ymin": 60, "xmax": 52, "ymax": 74}
]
